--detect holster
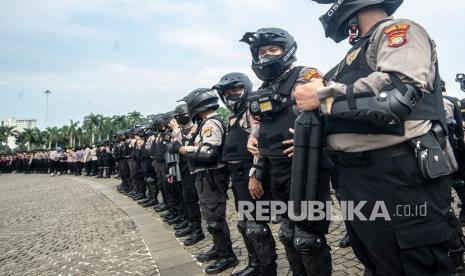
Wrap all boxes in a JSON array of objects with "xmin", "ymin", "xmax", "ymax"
[{"xmin": 409, "ymin": 131, "xmax": 450, "ymax": 180}]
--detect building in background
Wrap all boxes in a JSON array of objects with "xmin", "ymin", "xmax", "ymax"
[{"xmin": 0, "ymin": 118, "xmax": 37, "ymax": 149}]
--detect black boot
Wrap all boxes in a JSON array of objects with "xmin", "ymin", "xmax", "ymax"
[
  {"xmin": 339, "ymin": 232, "xmax": 351, "ymax": 248},
  {"xmin": 173, "ymin": 220, "xmax": 190, "ymax": 230},
  {"xmin": 196, "ymin": 246, "xmax": 220, "ymax": 262},
  {"xmin": 184, "ymin": 221, "xmax": 205, "ymax": 246},
  {"xmin": 175, "ymin": 223, "xmax": 192, "ymax": 237},
  {"xmin": 233, "ymin": 221, "xmax": 261, "ymax": 276},
  {"xmin": 154, "ymin": 203, "xmax": 168, "ymax": 212},
  {"xmin": 167, "ymin": 214, "xmax": 184, "ymax": 225},
  {"xmin": 142, "ymin": 198, "xmax": 158, "ymax": 208},
  {"xmin": 205, "ymin": 255, "xmax": 238, "ymax": 274}
]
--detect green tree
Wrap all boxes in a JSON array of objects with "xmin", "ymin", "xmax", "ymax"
[
  {"xmin": 45, "ymin": 127, "xmax": 60, "ymax": 149},
  {"xmin": 0, "ymin": 126, "xmax": 15, "ymax": 150},
  {"xmin": 67, "ymin": 120, "xmax": 79, "ymax": 148},
  {"xmin": 83, "ymin": 113, "xmax": 103, "ymax": 144},
  {"xmin": 127, "ymin": 111, "xmax": 144, "ymax": 126}
]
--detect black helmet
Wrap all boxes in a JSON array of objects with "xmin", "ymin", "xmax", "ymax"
[
  {"xmin": 151, "ymin": 113, "xmax": 165, "ymax": 132},
  {"xmin": 240, "ymin": 28, "xmax": 297, "ymax": 81},
  {"xmin": 213, "ymin": 72, "xmax": 253, "ymax": 115},
  {"xmin": 184, "ymin": 88, "xmax": 219, "ymax": 122},
  {"xmin": 313, "ymin": 0, "xmax": 403, "ymax": 43},
  {"xmin": 174, "ymin": 104, "xmax": 190, "ymax": 125},
  {"xmin": 456, "ymin": 73, "xmax": 465, "ymax": 92},
  {"xmin": 162, "ymin": 111, "xmax": 174, "ymax": 124}
]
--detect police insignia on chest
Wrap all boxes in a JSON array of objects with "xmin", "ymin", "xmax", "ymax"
[
  {"xmin": 345, "ymin": 47, "xmax": 361, "ymax": 66},
  {"xmin": 384, "ymin": 23, "xmax": 410, "ymax": 47}
]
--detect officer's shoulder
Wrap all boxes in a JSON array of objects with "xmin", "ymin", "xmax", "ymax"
[
  {"xmin": 296, "ymin": 66, "xmax": 323, "ymax": 83},
  {"xmin": 374, "ymin": 18, "xmax": 430, "ymax": 41}
]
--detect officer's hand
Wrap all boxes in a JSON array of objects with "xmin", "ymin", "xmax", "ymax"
[
  {"xmin": 169, "ymin": 119, "xmax": 179, "ymax": 130},
  {"xmin": 282, "ymin": 128, "xmax": 294, "ymax": 157},
  {"xmin": 167, "ymin": 176, "xmax": 174, "ymax": 184},
  {"xmin": 247, "ymin": 136, "xmax": 259, "ymax": 157},
  {"xmin": 178, "ymin": 146, "xmax": 187, "ymax": 155},
  {"xmin": 294, "ymin": 79, "xmax": 323, "ymax": 111},
  {"xmin": 249, "ymin": 177, "xmax": 264, "ymax": 199}
]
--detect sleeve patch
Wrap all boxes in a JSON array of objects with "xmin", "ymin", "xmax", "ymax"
[
  {"xmin": 384, "ymin": 23, "xmax": 410, "ymax": 47},
  {"xmin": 203, "ymin": 126, "xmax": 213, "ymax": 137},
  {"xmin": 303, "ymin": 69, "xmax": 322, "ymax": 81}
]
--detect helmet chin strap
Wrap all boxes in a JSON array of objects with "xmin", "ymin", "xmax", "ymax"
[{"xmin": 348, "ymin": 16, "xmax": 360, "ymax": 46}]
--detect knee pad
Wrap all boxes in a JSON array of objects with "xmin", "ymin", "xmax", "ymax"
[
  {"xmin": 278, "ymin": 220, "xmax": 294, "ymax": 247},
  {"xmin": 237, "ymin": 220, "xmax": 247, "ymax": 235},
  {"xmin": 207, "ymin": 221, "xmax": 224, "ymax": 235},
  {"xmin": 246, "ymin": 221, "xmax": 271, "ymax": 242},
  {"xmin": 293, "ymin": 226, "xmax": 326, "ymax": 255}
]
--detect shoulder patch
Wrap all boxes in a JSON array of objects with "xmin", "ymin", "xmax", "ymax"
[
  {"xmin": 303, "ymin": 69, "xmax": 322, "ymax": 81},
  {"xmin": 203, "ymin": 126, "xmax": 213, "ymax": 137},
  {"xmin": 384, "ymin": 23, "xmax": 410, "ymax": 47}
]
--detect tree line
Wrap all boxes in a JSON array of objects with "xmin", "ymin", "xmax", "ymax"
[{"xmin": 0, "ymin": 108, "xmax": 231, "ymax": 153}]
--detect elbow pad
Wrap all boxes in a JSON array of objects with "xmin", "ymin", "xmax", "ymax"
[
  {"xmin": 185, "ymin": 143, "xmax": 219, "ymax": 164},
  {"xmin": 331, "ymin": 84, "xmax": 423, "ymax": 128}
]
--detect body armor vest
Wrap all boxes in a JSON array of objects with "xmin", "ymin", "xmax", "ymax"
[
  {"xmin": 259, "ymin": 66, "xmax": 302, "ymax": 158},
  {"xmin": 325, "ymin": 19, "xmax": 447, "ymax": 136},
  {"xmin": 222, "ymin": 113, "xmax": 253, "ymax": 162}
]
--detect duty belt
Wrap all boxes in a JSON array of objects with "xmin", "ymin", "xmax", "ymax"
[
  {"xmin": 227, "ymin": 161, "xmax": 253, "ymax": 172},
  {"xmin": 329, "ymin": 142, "xmax": 412, "ymax": 168}
]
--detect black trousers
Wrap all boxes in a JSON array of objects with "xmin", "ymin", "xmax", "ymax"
[
  {"xmin": 181, "ymin": 164, "xmax": 201, "ymax": 223},
  {"xmin": 119, "ymin": 158, "xmax": 131, "ymax": 189},
  {"xmin": 336, "ymin": 151, "xmax": 453, "ymax": 275}
]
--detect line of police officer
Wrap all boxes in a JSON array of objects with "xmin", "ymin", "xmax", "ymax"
[{"xmin": 4, "ymin": 0, "xmax": 465, "ymax": 275}]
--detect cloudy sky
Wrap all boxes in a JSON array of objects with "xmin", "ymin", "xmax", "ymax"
[{"xmin": 1, "ymin": 0, "xmax": 464, "ymax": 129}]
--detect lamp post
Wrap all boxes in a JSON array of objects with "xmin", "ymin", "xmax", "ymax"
[{"xmin": 44, "ymin": 90, "xmax": 51, "ymax": 128}]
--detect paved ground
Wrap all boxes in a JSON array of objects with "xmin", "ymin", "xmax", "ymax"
[
  {"xmin": 0, "ymin": 173, "xmax": 383, "ymax": 275},
  {"xmin": 0, "ymin": 174, "xmax": 158, "ymax": 276}
]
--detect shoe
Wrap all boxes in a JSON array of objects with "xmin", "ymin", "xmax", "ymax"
[
  {"xmin": 137, "ymin": 197, "xmax": 151, "ymax": 205},
  {"xmin": 175, "ymin": 224, "xmax": 192, "ymax": 237},
  {"xmin": 231, "ymin": 263, "xmax": 260, "ymax": 276},
  {"xmin": 167, "ymin": 215, "xmax": 184, "ymax": 225},
  {"xmin": 163, "ymin": 213, "xmax": 178, "ymax": 222},
  {"xmin": 133, "ymin": 194, "xmax": 146, "ymax": 201},
  {"xmin": 184, "ymin": 229, "xmax": 205, "ymax": 246},
  {"xmin": 142, "ymin": 199, "xmax": 158, "ymax": 208},
  {"xmin": 205, "ymin": 256, "xmax": 238, "ymax": 274},
  {"xmin": 339, "ymin": 232, "xmax": 351, "ymax": 248},
  {"xmin": 196, "ymin": 247, "xmax": 220, "ymax": 262},
  {"xmin": 154, "ymin": 204, "xmax": 169, "ymax": 212},
  {"xmin": 173, "ymin": 220, "xmax": 190, "ymax": 230}
]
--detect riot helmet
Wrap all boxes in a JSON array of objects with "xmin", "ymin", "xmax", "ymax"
[
  {"xmin": 212, "ymin": 72, "xmax": 253, "ymax": 115},
  {"xmin": 313, "ymin": 0, "xmax": 403, "ymax": 43},
  {"xmin": 184, "ymin": 88, "xmax": 219, "ymax": 123},
  {"xmin": 240, "ymin": 28, "xmax": 297, "ymax": 81},
  {"xmin": 173, "ymin": 104, "xmax": 190, "ymax": 125}
]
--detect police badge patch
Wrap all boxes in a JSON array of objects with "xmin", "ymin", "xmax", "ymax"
[
  {"xmin": 384, "ymin": 23, "xmax": 410, "ymax": 47},
  {"xmin": 346, "ymin": 47, "xmax": 361, "ymax": 66}
]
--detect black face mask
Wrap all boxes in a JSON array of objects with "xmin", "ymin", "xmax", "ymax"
[{"xmin": 176, "ymin": 114, "xmax": 190, "ymax": 125}]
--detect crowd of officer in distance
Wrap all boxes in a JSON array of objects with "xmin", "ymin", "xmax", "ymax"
[
  {"xmin": 5, "ymin": 0, "xmax": 465, "ymax": 275},
  {"xmin": 0, "ymin": 143, "xmax": 114, "ymax": 177}
]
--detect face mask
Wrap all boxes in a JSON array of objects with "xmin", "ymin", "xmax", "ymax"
[{"xmin": 176, "ymin": 115, "xmax": 190, "ymax": 125}]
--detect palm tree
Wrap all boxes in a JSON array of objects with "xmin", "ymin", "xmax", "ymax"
[
  {"xmin": 83, "ymin": 113, "xmax": 103, "ymax": 144},
  {"xmin": 45, "ymin": 127, "xmax": 60, "ymax": 149},
  {"xmin": 0, "ymin": 126, "xmax": 15, "ymax": 150},
  {"xmin": 127, "ymin": 111, "xmax": 144, "ymax": 126},
  {"xmin": 111, "ymin": 115, "xmax": 127, "ymax": 131},
  {"xmin": 16, "ymin": 128, "xmax": 38, "ymax": 151},
  {"xmin": 67, "ymin": 120, "xmax": 79, "ymax": 148},
  {"xmin": 76, "ymin": 127, "xmax": 83, "ymax": 146}
]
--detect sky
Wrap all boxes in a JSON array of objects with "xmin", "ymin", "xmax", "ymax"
[{"xmin": 1, "ymin": 0, "xmax": 464, "ymax": 129}]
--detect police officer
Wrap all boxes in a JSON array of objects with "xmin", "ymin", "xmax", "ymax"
[
  {"xmin": 442, "ymin": 81, "xmax": 465, "ymax": 275},
  {"xmin": 116, "ymin": 131, "xmax": 132, "ymax": 193},
  {"xmin": 298, "ymin": 1, "xmax": 456, "ymax": 274},
  {"xmin": 241, "ymin": 28, "xmax": 332, "ymax": 275},
  {"xmin": 178, "ymin": 88, "xmax": 238, "ymax": 274},
  {"xmin": 169, "ymin": 104, "xmax": 205, "ymax": 245},
  {"xmin": 138, "ymin": 128, "xmax": 160, "ymax": 208},
  {"xmin": 213, "ymin": 72, "xmax": 278, "ymax": 275}
]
